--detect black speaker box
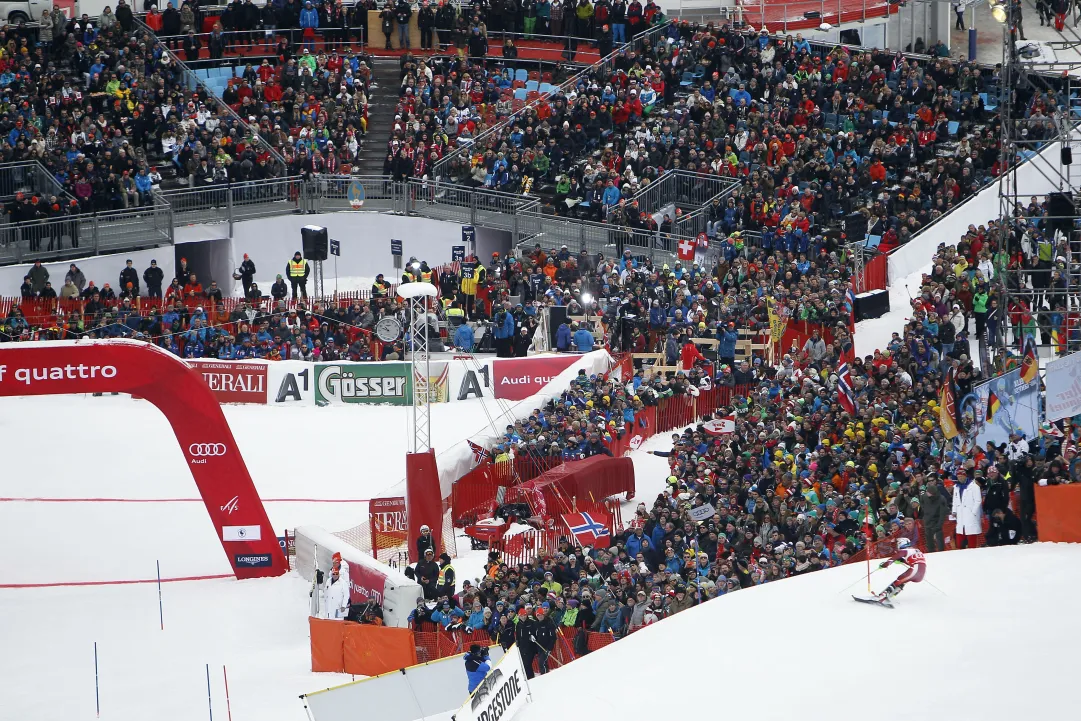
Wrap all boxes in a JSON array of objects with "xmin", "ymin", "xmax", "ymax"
[
  {"xmin": 855, "ymin": 289, "xmax": 890, "ymax": 321},
  {"xmin": 548, "ymin": 305, "xmax": 569, "ymax": 347},
  {"xmin": 302, "ymin": 225, "xmax": 329, "ymax": 261}
]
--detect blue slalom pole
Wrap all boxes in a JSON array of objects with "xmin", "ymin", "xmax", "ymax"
[
  {"xmin": 206, "ymin": 664, "xmax": 213, "ymax": 721},
  {"xmin": 94, "ymin": 642, "xmax": 100, "ymax": 717}
]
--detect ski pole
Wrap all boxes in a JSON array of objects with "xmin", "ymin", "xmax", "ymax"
[{"xmin": 94, "ymin": 642, "xmax": 100, "ymax": 718}]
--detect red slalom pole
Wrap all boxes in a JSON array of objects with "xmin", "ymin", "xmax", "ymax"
[{"xmin": 223, "ymin": 665, "xmax": 233, "ymax": 721}]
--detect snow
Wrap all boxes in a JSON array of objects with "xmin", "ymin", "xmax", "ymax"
[
  {"xmin": 515, "ymin": 543, "xmax": 1081, "ymax": 721},
  {"xmin": 3, "ymin": 356, "xmax": 1077, "ymax": 721}
]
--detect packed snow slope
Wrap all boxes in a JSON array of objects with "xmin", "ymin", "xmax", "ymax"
[{"xmin": 517, "ymin": 544, "xmax": 1079, "ymax": 721}]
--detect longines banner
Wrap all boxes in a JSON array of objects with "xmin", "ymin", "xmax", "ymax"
[{"xmin": 454, "ymin": 644, "xmax": 532, "ymax": 721}]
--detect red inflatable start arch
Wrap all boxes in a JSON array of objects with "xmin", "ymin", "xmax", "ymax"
[{"xmin": 0, "ymin": 339, "xmax": 287, "ymax": 579}]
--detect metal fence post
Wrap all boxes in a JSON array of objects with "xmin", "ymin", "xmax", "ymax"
[
  {"xmin": 513, "ymin": 207, "xmax": 520, "ymax": 246},
  {"xmin": 470, "ymin": 192, "xmax": 477, "ymax": 226},
  {"xmin": 91, "ymin": 214, "xmax": 100, "ymax": 254},
  {"xmin": 227, "ymin": 184, "xmax": 235, "ymax": 235}
]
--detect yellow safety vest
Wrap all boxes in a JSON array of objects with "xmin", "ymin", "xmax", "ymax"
[
  {"xmin": 445, "ymin": 306, "xmax": 465, "ymax": 319},
  {"xmin": 288, "ymin": 259, "xmax": 307, "ymax": 278},
  {"xmin": 437, "ymin": 564, "xmax": 454, "ymax": 586},
  {"xmin": 403, "ymin": 270, "xmax": 417, "ymax": 283},
  {"xmin": 421, "ymin": 270, "xmax": 434, "ymax": 283},
  {"xmin": 373, "ymin": 281, "xmax": 389, "ymax": 297}
]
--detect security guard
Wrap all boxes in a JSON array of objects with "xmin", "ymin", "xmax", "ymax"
[
  {"xmin": 371, "ymin": 273, "xmax": 390, "ymax": 298},
  {"xmin": 436, "ymin": 552, "xmax": 455, "ymax": 597},
  {"xmin": 420, "ymin": 261, "xmax": 434, "ymax": 283},
  {"xmin": 459, "ymin": 257, "xmax": 486, "ymax": 319},
  {"xmin": 286, "ymin": 251, "xmax": 309, "ymax": 299},
  {"xmin": 444, "ymin": 300, "xmax": 466, "ymax": 323},
  {"xmin": 402, "ymin": 257, "xmax": 419, "ymax": 284}
]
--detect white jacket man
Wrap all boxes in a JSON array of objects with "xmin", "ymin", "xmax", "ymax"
[
  {"xmin": 321, "ymin": 563, "xmax": 351, "ymax": 620},
  {"xmin": 951, "ymin": 477, "xmax": 984, "ymax": 537}
]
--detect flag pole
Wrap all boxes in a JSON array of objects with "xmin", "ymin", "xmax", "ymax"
[
  {"xmin": 157, "ymin": 560, "xmax": 164, "ymax": 630},
  {"xmin": 94, "ymin": 641, "xmax": 100, "ymax": 718}
]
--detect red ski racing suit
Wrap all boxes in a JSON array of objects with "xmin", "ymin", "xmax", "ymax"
[{"xmin": 885, "ymin": 547, "xmax": 926, "ymax": 588}]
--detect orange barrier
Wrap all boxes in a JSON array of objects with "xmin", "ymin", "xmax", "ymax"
[
  {"xmin": 309, "ymin": 617, "xmax": 346, "ymax": 673},
  {"xmin": 343, "ymin": 624, "xmax": 418, "ymax": 676},
  {"xmin": 1035, "ymin": 485, "xmax": 1081, "ymax": 542},
  {"xmin": 310, "ymin": 619, "xmax": 419, "ymax": 675}
]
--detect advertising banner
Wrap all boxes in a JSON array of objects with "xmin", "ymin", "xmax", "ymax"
[
  {"xmin": 315, "ymin": 362, "xmax": 412, "ymax": 405},
  {"xmin": 348, "ymin": 559, "xmax": 390, "ymax": 606},
  {"xmin": 966, "ymin": 367, "xmax": 1041, "ymax": 447},
  {"xmin": 492, "ymin": 355, "xmax": 578, "ymax": 401},
  {"xmin": 187, "ymin": 359, "xmax": 267, "ymax": 404},
  {"xmin": 369, "ymin": 497, "xmax": 408, "ymax": 552},
  {"xmin": 417, "ymin": 361, "xmax": 449, "ymax": 404},
  {"xmin": 267, "ymin": 360, "xmax": 316, "ymax": 405},
  {"xmin": 1045, "ymin": 351, "xmax": 1081, "ymax": 422},
  {"xmin": 454, "ymin": 644, "xmax": 532, "ymax": 721}
]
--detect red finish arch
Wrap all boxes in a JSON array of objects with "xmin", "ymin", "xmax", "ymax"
[{"xmin": 0, "ymin": 339, "xmax": 287, "ymax": 579}]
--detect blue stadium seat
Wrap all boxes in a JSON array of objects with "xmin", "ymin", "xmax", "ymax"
[{"xmin": 513, "ymin": 88, "xmax": 527, "ymax": 101}]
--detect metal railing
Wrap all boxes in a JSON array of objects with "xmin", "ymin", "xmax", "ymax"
[
  {"xmin": 0, "ymin": 200, "xmax": 173, "ymax": 265},
  {"xmin": 160, "ymin": 176, "xmax": 307, "ymax": 231},
  {"xmin": 133, "ymin": 16, "xmax": 289, "ymax": 177},
  {"xmin": 433, "ymin": 20, "xmax": 671, "ymax": 179},
  {"xmin": 0, "ymin": 161, "xmax": 75, "ymax": 203}
]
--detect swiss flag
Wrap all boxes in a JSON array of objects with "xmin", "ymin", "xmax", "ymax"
[{"xmin": 677, "ymin": 237, "xmax": 696, "ymax": 261}]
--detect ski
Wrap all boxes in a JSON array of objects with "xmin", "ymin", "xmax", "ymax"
[{"xmin": 852, "ymin": 594, "xmax": 894, "ymax": 609}]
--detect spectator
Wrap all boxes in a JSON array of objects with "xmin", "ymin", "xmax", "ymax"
[
  {"xmin": 27, "ymin": 261, "xmax": 49, "ymax": 295},
  {"xmin": 986, "ymin": 507, "xmax": 1021, "ymax": 546},
  {"xmin": 952, "ymin": 472, "xmax": 983, "ymax": 549},
  {"xmin": 572, "ymin": 322, "xmax": 595, "ymax": 352},
  {"xmin": 464, "ymin": 645, "xmax": 491, "ymax": 692},
  {"xmin": 287, "ymin": 251, "xmax": 310, "ymax": 299},
  {"xmin": 144, "ymin": 260, "xmax": 165, "ymax": 299}
]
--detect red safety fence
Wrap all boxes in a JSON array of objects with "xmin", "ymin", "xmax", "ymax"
[
  {"xmin": 844, "ymin": 517, "xmax": 991, "ymax": 566},
  {"xmin": 450, "ymin": 386, "xmax": 755, "ymax": 524}
]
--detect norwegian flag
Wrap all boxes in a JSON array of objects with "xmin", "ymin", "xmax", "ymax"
[
  {"xmin": 562, "ymin": 511, "xmax": 611, "ymax": 548},
  {"xmin": 837, "ymin": 362, "xmax": 858, "ymax": 415},
  {"xmin": 467, "ymin": 440, "xmax": 491, "ymax": 465}
]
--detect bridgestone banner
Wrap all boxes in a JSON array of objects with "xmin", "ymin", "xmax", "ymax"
[{"xmin": 454, "ymin": 644, "xmax": 532, "ymax": 721}]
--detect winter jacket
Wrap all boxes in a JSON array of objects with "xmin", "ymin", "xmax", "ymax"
[
  {"xmin": 919, "ymin": 486, "xmax": 950, "ymax": 528},
  {"xmin": 951, "ymin": 479, "xmax": 983, "ymax": 535},
  {"xmin": 465, "ymin": 652, "xmax": 491, "ymax": 692},
  {"xmin": 573, "ymin": 328, "xmax": 595, "ymax": 351},
  {"xmin": 556, "ymin": 322, "xmax": 572, "ymax": 351},
  {"xmin": 718, "ymin": 329, "xmax": 738, "ymax": 358},
  {"xmin": 985, "ymin": 509, "xmax": 1021, "ymax": 546},
  {"xmin": 454, "ymin": 323, "xmax": 475, "ymax": 351}
]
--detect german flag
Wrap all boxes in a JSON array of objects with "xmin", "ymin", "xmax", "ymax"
[
  {"xmin": 1020, "ymin": 338, "xmax": 1038, "ymax": 384},
  {"xmin": 987, "ymin": 391, "xmax": 1001, "ymax": 422}
]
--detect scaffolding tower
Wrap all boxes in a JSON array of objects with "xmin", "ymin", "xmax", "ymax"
[{"xmin": 993, "ymin": 5, "xmax": 1081, "ymax": 369}]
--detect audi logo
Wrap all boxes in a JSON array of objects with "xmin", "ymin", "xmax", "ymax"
[{"xmin": 189, "ymin": 443, "xmax": 227, "ymax": 457}]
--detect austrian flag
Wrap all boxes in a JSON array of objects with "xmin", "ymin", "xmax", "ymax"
[{"xmin": 562, "ymin": 511, "xmax": 611, "ymax": 548}]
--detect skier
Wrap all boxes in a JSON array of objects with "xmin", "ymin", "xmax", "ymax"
[{"xmin": 875, "ymin": 537, "xmax": 926, "ymax": 604}]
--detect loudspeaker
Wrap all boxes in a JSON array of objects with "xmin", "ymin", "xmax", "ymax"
[
  {"xmin": 301, "ymin": 225, "xmax": 328, "ymax": 261},
  {"xmin": 1062, "ymin": 146, "xmax": 1073, "ymax": 166},
  {"xmin": 855, "ymin": 289, "xmax": 890, "ymax": 321}
]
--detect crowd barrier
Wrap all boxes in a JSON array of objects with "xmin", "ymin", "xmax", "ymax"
[{"xmin": 450, "ymin": 384, "xmax": 754, "ymax": 524}]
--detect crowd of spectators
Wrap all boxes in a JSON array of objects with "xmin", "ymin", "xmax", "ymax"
[{"xmin": 421, "ymin": 210, "xmax": 1078, "ymax": 669}]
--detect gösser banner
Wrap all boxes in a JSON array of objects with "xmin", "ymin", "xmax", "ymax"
[
  {"xmin": 187, "ymin": 359, "xmax": 267, "ymax": 404},
  {"xmin": 492, "ymin": 355, "xmax": 578, "ymax": 401},
  {"xmin": 454, "ymin": 644, "xmax": 532, "ymax": 721},
  {"xmin": 315, "ymin": 362, "xmax": 411, "ymax": 405},
  {"xmin": 1044, "ymin": 351, "xmax": 1081, "ymax": 422},
  {"xmin": 0, "ymin": 340, "xmax": 287, "ymax": 579}
]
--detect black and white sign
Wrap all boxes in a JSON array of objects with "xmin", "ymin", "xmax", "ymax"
[
  {"xmin": 452, "ymin": 245, "xmax": 466, "ymax": 262},
  {"xmin": 462, "ymin": 225, "xmax": 476, "ymax": 247},
  {"xmin": 330, "ymin": 239, "xmax": 341, "ymax": 257},
  {"xmin": 390, "ymin": 239, "xmax": 403, "ymax": 256}
]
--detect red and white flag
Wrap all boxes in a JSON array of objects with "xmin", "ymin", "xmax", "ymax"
[
  {"xmin": 562, "ymin": 511, "xmax": 611, "ymax": 548},
  {"xmin": 703, "ymin": 415, "xmax": 736, "ymax": 436},
  {"xmin": 677, "ymin": 236, "xmax": 696, "ymax": 261}
]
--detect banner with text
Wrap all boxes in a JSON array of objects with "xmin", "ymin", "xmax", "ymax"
[
  {"xmin": 492, "ymin": 355, "xmax": 579, "ymax": 401},
  {"xmin": 454, "ymin": 643, "xmax": 532, "ymax": 721},
  {"xmin": 1045, "ymin": 351, "xmax": 1081, "ymax": 422},
  {"xmin": 369, "ymin": 497, "xmax": 408, "ymax": 553},
  {"xmin": 969, "ymin": 367, "xmax": 1041, "ymax": 447},
  {"xmin": 187, "ymin": 359, "xmax": 268, "ymax": 404},
  {"xmin": 315, "ymin": 362, "xmax": 412, "ymax": 405}
]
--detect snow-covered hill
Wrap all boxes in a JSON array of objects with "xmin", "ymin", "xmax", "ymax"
[{"xmin": 517, "ymin": 543, "xmax": 1078, "ymax": 721}]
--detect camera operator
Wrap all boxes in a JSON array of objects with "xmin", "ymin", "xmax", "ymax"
[{"xmin": 465, "ymin": 644, "xmax": 491, "ymax": 693}]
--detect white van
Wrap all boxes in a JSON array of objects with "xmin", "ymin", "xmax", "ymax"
[{"xmin": 0, "ymin": 0, "xmax": 117, "ymax": 24}]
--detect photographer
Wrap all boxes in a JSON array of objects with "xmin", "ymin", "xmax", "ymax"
[{"xmin": 464, "ymin": 644, "xmax": 491, "ymax": 693}]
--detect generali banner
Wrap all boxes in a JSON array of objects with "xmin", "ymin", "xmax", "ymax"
[
  {"xmin": 187, "ymin": 359, "xmax": 268, "ymax": 404},
  {"xmin": 492, "ymin": 355, "xmax": 578, "ymax": 401}
]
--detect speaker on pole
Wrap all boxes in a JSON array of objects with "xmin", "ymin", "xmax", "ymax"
[{"xmin": 301, "ymin": 225, "xmax": 329, "ymax": 261}]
